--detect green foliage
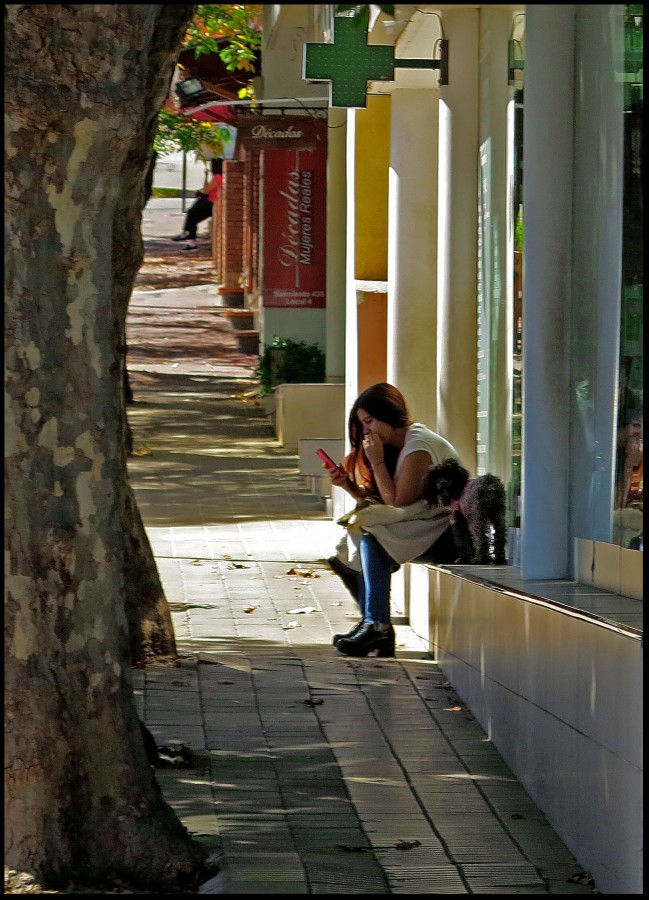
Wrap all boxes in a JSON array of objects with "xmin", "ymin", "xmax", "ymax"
[
  {"xmin": 155, "ymin": 5, "xmax": 261, "ymax": 156},
  {"xmin": 255, "ymin": 336, "xmax": 326, "ymax": 395},
  {"xmin": 154, "ymin": 104, "xmax": 232, "ymax": 157},
  {"xmin": 183, "ymin": 4, "xmax": 262, "ymax": 73}
]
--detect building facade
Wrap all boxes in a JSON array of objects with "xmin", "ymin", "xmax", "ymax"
[{"xmin": 254, "ymin": 6, "xmax": 642, "ymax": 891}]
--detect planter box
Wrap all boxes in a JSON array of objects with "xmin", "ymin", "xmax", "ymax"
[
  {"xmin": 275, "ymin": 383, "xmax": 345, "ymax": 449},
  {"xmin": 259, "ymin": 393, "xmax": 276, "ymax": 418},
  {"xmin": 222, "ymin": 309, "xmax": 255, "ymax": 331},
  {"xmin": 215, "ymin": 287, "xmax": 245, "ymax": 308},
  {"xmin": 234, "ymin": 329, "xmax": 260, "ymax": 355}
]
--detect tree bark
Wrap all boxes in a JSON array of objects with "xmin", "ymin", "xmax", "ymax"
[
  {"xmin": 5, "ymin": 4, "xmax": 205, "ymax": 890},
  {"xmin": 109, "ymin": 9, "xmax": 190, "ymax": 667}
]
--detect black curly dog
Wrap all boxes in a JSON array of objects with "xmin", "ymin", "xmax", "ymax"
[{"xmin": 423, "ymin": 458, "xmax": 507, "ymax": 564}]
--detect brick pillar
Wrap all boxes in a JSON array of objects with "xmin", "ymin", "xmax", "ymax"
[
  {"xmin": 250, "ymin": 151, "xmax": 260, "ymax": 298},
  {"xmin": 241, "ymin": 151, "xmax": 261, "ymax": 300},
  {"xmin": 220, "ymin": 160, "xmax": 245, "ymax": 289},
  {"xmin": 242, "ymin": 152, "xmax": 252, "ymax": 295},
  {"xmin": 211, "ymin": 188, "xmax": 223, "ymax": 283}
]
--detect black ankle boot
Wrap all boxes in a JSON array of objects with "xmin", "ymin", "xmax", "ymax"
[
  {"xmin": 337, "ymin": 622, "xmax": 395, "ymax": 658},
  {"xmin": 332, "ymin": 620, "xmax": 363, "ymax": 647}
]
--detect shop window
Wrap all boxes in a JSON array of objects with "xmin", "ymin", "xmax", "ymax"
[
  {"xmin": 507, "ymin": 12, "xmax": 525, "ymax": 547},
  {"xmin": 613, "ymin": 5, "xmax": 643, "ymax": 550}
]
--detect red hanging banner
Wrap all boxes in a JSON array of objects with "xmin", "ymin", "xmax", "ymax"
[{"xmin": 262, "ymin": 123, "xmax": 327, "ymax": 308}]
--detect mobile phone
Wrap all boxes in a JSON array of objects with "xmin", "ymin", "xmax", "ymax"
[{"xmin": 315, "ymin": 448, "xmax": 338, "ymax": 470}]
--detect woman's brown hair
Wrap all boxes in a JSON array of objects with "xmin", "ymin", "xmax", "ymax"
[{"xmin": 343, "ymin": 383, "xmax": 411, "ymax": 499}]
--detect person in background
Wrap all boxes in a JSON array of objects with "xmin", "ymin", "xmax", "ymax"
[
  {"xmin": 171, "ymin": 157, "xmax": 223, "ymax": 250},
  {"xmin": 324, "ymin": 383, "xmax": 462, "ymax": 658}
]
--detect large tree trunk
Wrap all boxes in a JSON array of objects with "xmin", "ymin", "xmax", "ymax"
[
  {"xmin": 4, "ymin": 5, "xmax": 205, "ymax": 891},
  {"xmin": 110, "ymin": 11, "xmax": 188, "ymax": 667}
]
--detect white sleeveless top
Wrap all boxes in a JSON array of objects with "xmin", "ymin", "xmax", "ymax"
[{"xmin": 394, "ymin": 423, "xmax": 461, "ymax": 477}]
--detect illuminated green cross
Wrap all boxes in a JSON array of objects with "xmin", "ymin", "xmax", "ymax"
[{"xmin": 304, "ymin": 15, "xmax": 447, "ymax": 108}]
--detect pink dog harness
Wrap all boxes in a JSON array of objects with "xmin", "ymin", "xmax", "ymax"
[{"xmin": 451, "ymin": 479, "xmax": 475, "ymax": 516}]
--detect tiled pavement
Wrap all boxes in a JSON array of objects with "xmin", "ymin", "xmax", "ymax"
[{"xmin": 125, "ymin": 234, "xmax": 596, "ymax": 893}]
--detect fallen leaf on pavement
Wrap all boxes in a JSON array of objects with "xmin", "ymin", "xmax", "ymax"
[
  {"xmin": 228, "ymin": 562, "xmax": 250, "ymax": 569},
  {"xmin": 282, "ymin": 621, "xmax": 301, "ymax": 629},
  {"xmin": 131, "ymin": 444, "xmax": 152, "ymax": 456},
  {"xmin": 243, "ymin": 606, "xmax": 259, "ymax": 614},
  {"xmin": 567, "ymin": 872, "xmax": 595, "ymax": 886},
  {"xmin": 395, "ymin": 840, "xmax": 422, "ymax": 851},
  {"xmin": 286, "ymin": 567, "xmax": 319, "ymax": 577},
  {"xmin": 287, "ymin": 606, "xmax": 318, "ymax": 615}
]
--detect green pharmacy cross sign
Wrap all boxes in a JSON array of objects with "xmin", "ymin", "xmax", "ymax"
[{"xmin": 304, "ymin": 14, "xmax": 448, "ymax": 108}]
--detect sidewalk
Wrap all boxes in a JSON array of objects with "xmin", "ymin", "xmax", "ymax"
[{"xmin": 125, "ymin": 209, "xmax": 596, "ymax": 894}]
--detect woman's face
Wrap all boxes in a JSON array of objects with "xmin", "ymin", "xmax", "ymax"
[{"xmin": 357, "ymin": 408, "xmax": 394, "ymax": 444}]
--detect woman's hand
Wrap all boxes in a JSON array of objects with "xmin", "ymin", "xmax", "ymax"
[
  {"xmin": 362, "ymin": 433, "xmax": 384, "ymax": 468},
  {"xmin": 325, "ymin": 463, "xmax": 365, "ymax": 500},
  {"xmin": 325, "ymin": 463, "xmax": 348, "ymax": 488}
]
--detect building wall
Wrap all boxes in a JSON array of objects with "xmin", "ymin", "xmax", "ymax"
[{"xmin": 261, "ymin": 4, "xmax": 330, "ymax": 104}]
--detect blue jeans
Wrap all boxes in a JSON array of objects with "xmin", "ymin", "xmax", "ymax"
[
  {"xmin": 357, "ymin": 526, "xmax": 459, "ymax": 625},
  {"xmin": 358, "ymin": 533, "xmax": 395, "ymax": 625}
]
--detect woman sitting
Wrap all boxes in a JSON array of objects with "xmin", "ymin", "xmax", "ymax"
[{"xmin": 324, "ymin": 383, "xmax": 462, "ymax": 658}]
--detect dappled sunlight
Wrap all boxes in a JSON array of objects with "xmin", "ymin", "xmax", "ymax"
[
  {"xmin": 437, "ymin": 773, "xmax": 518, "ymax": 782},
  {"xmin": 344, "ymin": 776, "xmax": 409, "ymax": 786}
]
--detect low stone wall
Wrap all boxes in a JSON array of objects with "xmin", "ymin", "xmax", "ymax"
[{"xmin": 404, "ymin": 563, "xmax": 643, "ymax": 895}]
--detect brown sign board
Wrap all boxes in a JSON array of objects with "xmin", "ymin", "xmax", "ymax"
[{"xmin": 235, "ymin": 116, "xmax": 324, "ymax": 154}]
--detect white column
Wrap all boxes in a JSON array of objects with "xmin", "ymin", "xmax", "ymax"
[
  {"xmin": 386, "ymin": 88, "xmax": 439, "ymax": 427},
  {"xmin": 344, "ymin": 109, "xmax": 359, "ymax": 449},
  {"xmin": 325, "ymin": 107, "xmax": 347, "ymax": 384},
  {"xmin": 521, "ymin": 6, "xmax": 575, "ymax": 579},
  {"xmin": 437, "ymin": 8, "xmax": 480, "ymax": 471}
]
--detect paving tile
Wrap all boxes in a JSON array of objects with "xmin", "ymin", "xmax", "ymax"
[{"xmin": 128, "ymin": 280, "xmax": 601, "ymax": 895}]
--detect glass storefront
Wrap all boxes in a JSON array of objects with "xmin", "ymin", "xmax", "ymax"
[
  {"xmin": 613, "ymin": 4, "xmax": 643, "ymax": 550},
  {"xmin": 508, "ymin": 6, "xmax": 642, "ymax": 563}
]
